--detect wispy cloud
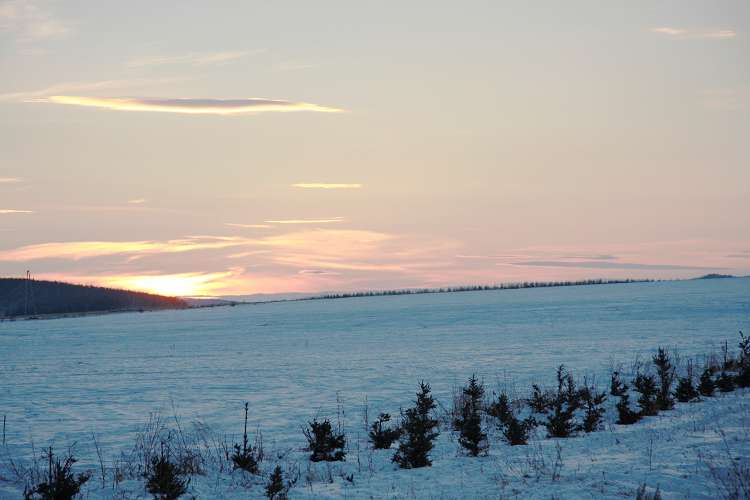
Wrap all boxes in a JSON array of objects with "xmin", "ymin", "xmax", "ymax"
[
  {"xmin": 126, "ymin": 50, "xmax": 260, "ymax": 68},
  {"xmin": 225, "ymin": 223, "xmax": 273, "ymax": 229},
  {"xmin": 265, "ymin": 217, "xmax": 344, "ymax": 224},
  {"xmin": 34, "ymin": 96, "xmax": 344, "ymax": 114},
  {"xmin": 0, "ymin": 177, "xmax": 22, "ymax": 183},
  {"xmin": 292, "ymin": 183, "xmax": 362, "ymax": 189},
  {"xmin": 0, "ymin": 237, "xmax": 245, "ymax": 261},
  {"xmin": 651, "ymin": 27, "xmax": 687, "ymax": 36},
  {"xmin": 127, "ymin": 198, "xmax": 146, "ymax": 204},
  {"xmin": 0, "ymin": 78, "xmax": 186, "ymax": 102},
  {"xmin": 511, "ymin": 260, "xmax": 722, "ymax": 271},
  {"xmin": 0, "ymin": 0, "xmax": 69, "ymax": 43},
  {"xmin": 0, "ymin": 209, "xmax": 33, "ymax": 214},
  {"xmin": 651, "ymin": 27, "xmax": 737, "ymax": 39}
]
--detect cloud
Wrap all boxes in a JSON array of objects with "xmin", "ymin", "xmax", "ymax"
[
  {"xmin": 126, "ymin": 50, "xmax": 260, "ymax": 68},
  {"xmin": 0, "ymin": 209, "xmax": 33, "ymax": 214},
  {"xmin": 511, "ymin": 260, "xmax": 723, "ymax": 271},
  {"xmin": 0, "ymin": 78, "xmax": 187, "ymax": 102},
  {"xmin": 0, "ymin": 236, "xmax": 245, "ymax": 261},
  {"xmin": 0, "ymin": 0, "xmax": 69, "ymax": 43},
  {"xmin": 0, "ymin": 177, "xmax": 22, "ymax": 183},
  {"xmin": 651, "ymin": 27, "xmax": 687, "ymax": 36},
  {"xmin": 225, "ymin": 223, "xmax": 273, "ymax": 229},
  {"xmin": 298, "ymin": 269, "xmax": 340, "ymax": 275},
  {"xmin": 127, "ymin": 198, "xmax": 146, "ymax": 204},
  {"xmin": 265, "ymin": 217, "xmax": 344, "ymax": 224},
  {"xmin": 292, "ymin": 183, "xmax": 362, "ymax": 189},
  {"xmin": 34, "ymin": 96, "xmax": 343, "ymax": 114},
  {"xmin": 651, "ymin": 27, "xmax": 737, "ymax": 39}
]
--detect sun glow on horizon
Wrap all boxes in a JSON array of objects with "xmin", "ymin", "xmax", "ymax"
[{"xmin": 105, "ymin": 271, "xmax": 234, "ymax": 297}]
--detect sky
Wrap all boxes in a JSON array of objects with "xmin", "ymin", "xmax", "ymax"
[{"xmin": 1, "ymin": 1, "xmax": 749, "ymax": 297}]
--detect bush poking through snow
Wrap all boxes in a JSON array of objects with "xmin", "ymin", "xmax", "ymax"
[
  {"xmin": 615, "ymin": 388, "xmax": 641, "ymax": 425},
  {"xmin": 633, "ymin": 374, "xmax": 659, "ymax": 417},
  {"xmin": 610, "ymin": 371, "xmax": 628, "ymax": 397},
  {"xmin": 455, "ymin": 375, "xmax": 488, "ymax": 456},
  {"xmin": 529, "ymin": 384, "xmax": 553, "ymax": 413},
  {"xmin": 545, "ymin": 365, "xmax": 580, "ymax": 438},
  {"xmin": 393, "ymin": 382, "xmax": 439, "ymax": 469},
  {"xmin": 736, "ymin": 332, "xmax": 750, "ymax": 387},
  {"xmin": 231, "ymin": 402, "xmax": 260, "ymax": 474},
  {"xmin": 145, "ymin": 442, "xmax": 188, "ymax": 500},
  {"xmin": 23, "ymin": 446, "xmax": 91, "ymax": 500},
  {"xmin": 716, "ymin": 372, "xmax": 735, "ymax": 393},
  {"xmin": 265, "ymin": 465, "xmax": 288, "ymax": 499},
  {"xmin": 303, "ymin": 419, "xmax": 346, "ymax": 462},
  {"xmin": 699, "ymin": 368, "xmax": 716, "ymax": 397},
  {"xmin": 580, "ymin": 386, "xmax": 607, "ymax": 432},
  {"xmin": 635, "ymin": 483, "xmax": 662, "ymax": 500},
  {"xmin": 675, "ymin": 376, "xmax": 699, "ymax": 402},
  {"xmin": 369, "ymin": 413, "xmax": 401, "ymax": 450},
  {"xmin": 502, "ymin": 414, "xmax": 536, "ymax": 446},
  {"xmin": 487, "ymin": 391, "xmax": 513, "ymax": 426},
  {"xmin": 736, "ymin": 363, "xmax": 750, "ymax": 389},
  {"xmin": 652, "ymin": 348, "xmax": 675, "ymax": 411}
]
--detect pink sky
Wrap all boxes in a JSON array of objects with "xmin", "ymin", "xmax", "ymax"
[{"xmin": 1, "ymin": 2, "xmax": 748, "ymax": 296}]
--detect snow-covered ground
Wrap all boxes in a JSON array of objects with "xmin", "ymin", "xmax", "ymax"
[{"xmin": 1, "ymin": 278, "xmax": 749, "ymax": 498}]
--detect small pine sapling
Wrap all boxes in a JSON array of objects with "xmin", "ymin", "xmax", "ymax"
[
  {"xmin": 735, "ymin": 331, "xmax": 750, "ymax": 388},
  {"xmin": 615, "ymin": 388, "xmax": 641, "ymax": 425},
  {"xmin": 633, "ymin": 373, "xmax": 658, "ymax": 417},
  {"xmin": 529, "ymin": 384, "xmax": 552, "ymax": 413},
  {"xmin": 610, "ymin": 371, "xmax": 627, "ymax": 396},
  {"xmin": 581, "ymin": 387, "xmax": 607, "ymax": 432},
  {"xmin": 393, "ymin": 382, "xmax": 440, "ymax": 469},
  {"xmin": 545, "ymin": 365, "xmax": 580, "ymax": 438},
  {"xmin": 232, "ymin": 403, "xmax": 260, "ymax": 473},
  {"xmin": 502, "ymin": 414, "xmax": 536, "ymax": 446},
  {"xmin": 716, "ymin": 371, "xmax": 735, "ymax": 392},
  {"xmin": 24, "ymin": 447, "xmax": 91, "ymax": 500},
  {"xmin": 698, "ymin": 368, "xmax": 715, "ymax": 397},
  {"xmin": 487, "ymin": 391, "xmax": 513, "ymax": 426},
  {"xmin": 456, "ymin": 375, "xmax": 488, "ymax": 456},
  {"xmin": 265, "ymin": 465, "xmax": 287, "ymax": 499},
  {"xmin": 674, "ymin": 376, "xmax": 699, "ymax": 402},
  {"xmin": 146, "ymin": 443, "xmax": 188, "ymax": 500},
  {"xmin": 303, "ymin": 419, "xmax": 346, "ymax": 462},
  {"xmin": 652, "ymin": 348, "xmax": 675, "ymax": 411},
  {"xmin": 369, "ymin": 413, "xmax": 401, "ymax": 450}
]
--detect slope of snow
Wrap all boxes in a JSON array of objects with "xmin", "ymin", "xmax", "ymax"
[{"xmin": 1, "ymin": 278, "xmax": 748, "ymax": 498}]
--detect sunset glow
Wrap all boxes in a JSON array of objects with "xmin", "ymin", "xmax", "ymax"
[
  {"xmin": 0, "ymin": 2, "xmax": 747, "ymax": 296},
  {"xmin": 104, "ymin": 271, "xmax": 235, "ymax": 297}
]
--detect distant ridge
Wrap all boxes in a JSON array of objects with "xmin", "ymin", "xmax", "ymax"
[
  {"xmin": 231, "ymin": 278, "xmax": 655, "ymax": 305},
  {"xmin": 694, "ymin": 273, "xmax": 735, "ymax": 280},
  {"xmin": 0, "ymin": 278, "xmax": 188, "ymax": 318}
]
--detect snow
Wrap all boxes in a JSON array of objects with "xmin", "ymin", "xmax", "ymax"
[{"xmin": 0, "ymin": 278, "xmax": 749, "ymax": 498}]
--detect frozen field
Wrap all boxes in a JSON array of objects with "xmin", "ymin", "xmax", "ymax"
[{"xmin": 1, "ymin": 278, "xmax": 749, "ymax": 498}]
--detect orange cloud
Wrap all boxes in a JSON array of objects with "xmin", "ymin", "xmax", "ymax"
[
  {"xmin": 265, "ymin": 217, "xmax": 344, "ymax": 224},
  {"xmin": 35, "ymin": 96, "xmax": 343, "ymax": 114},
  {"xmin": 0, "ymin": 209, "xmax": 33, "ymax": 214},
  {"xmin": 292, "ymin": 183, "xmax": 362, "ymax": 189},
  {"xmin": 225, "ymin": 223, "xmax": 273, "ymax": 229},
  {"xmin": 0, "ymin": 237, "xmax": 245, "ymax": 261}
]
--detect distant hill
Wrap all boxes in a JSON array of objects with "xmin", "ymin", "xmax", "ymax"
[
  {"xmin": 0, "ymin": 278, "xmax": 188, "ymax": 318},
  {"xmin": 695, "ymin": 274, "xmax": 735, "ymax": 280}
]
